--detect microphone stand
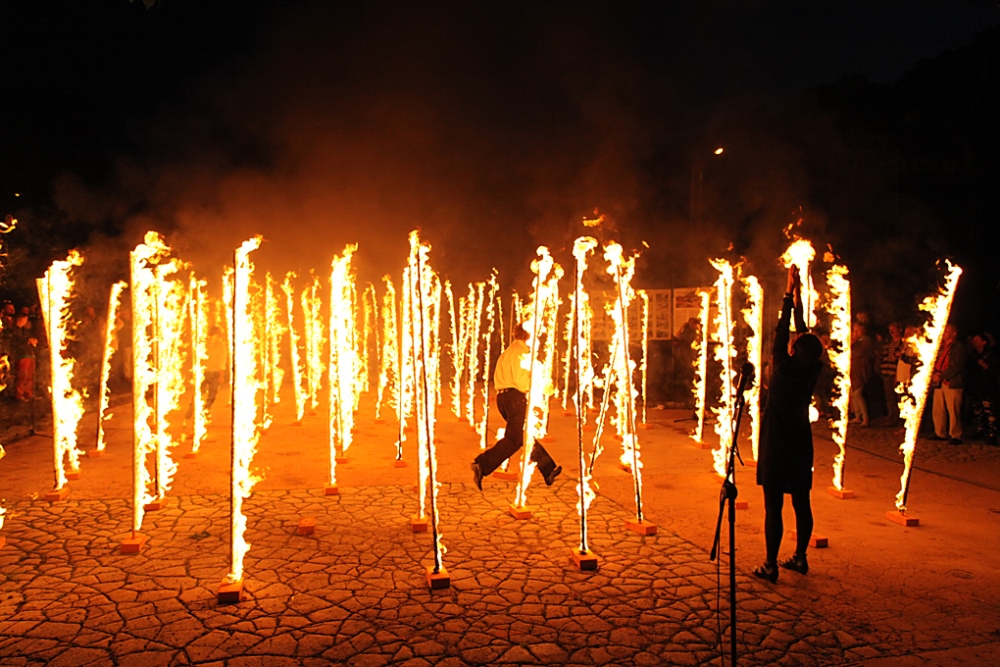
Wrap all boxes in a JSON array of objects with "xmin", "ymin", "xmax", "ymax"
[{"xmin": 710, "ymin": 371, "xmax": 750, "ymax": 667}]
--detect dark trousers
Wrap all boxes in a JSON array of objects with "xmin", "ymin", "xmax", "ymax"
[
  {"xmin": 763, "ymin": 486, "xmax": 813, "ymax": 564},
  {"xmin": 475, "ymin": 389, "xmax": 556, "ymax": 478}
]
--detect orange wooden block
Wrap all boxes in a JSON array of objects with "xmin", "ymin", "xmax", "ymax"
[
  {"xmin": 828, "ymin": 487, "xmax": 855, "ymax": 499},
  {"xmin": 696, "ymin": 441, "xmax": 714, "ymax": 449},
  {"xmin": 509, "ymin": 504, "xmax": 533, "ymax": 520},
  {"xmin": 297, "ymin": 516, "xmax": 316, "ymax": 536},
  {"xmin": 217, "ymin": 578, "xmax": 244, "ymax": 604},
  {"xmin": 886, "ymin": 511, "xmax": 919, "ymax": 527},
  {"xmin": 324, "ymin": 485, "xmax": 340, "ymax": 496},
  {"xmin": 44, "ymin": 487, "xmax": 70, "ymax": 502},
  {"xmin": 625, "ymin": 519, "xmax": 657, "ymax": 536},
  {"xmin": 0, "ymin": 536, "xmax": 6, "ymax": 549},
  {"xmin": 426, "ymin": 566, "xmax": 450, "ymax": 590},
  {"xmin": 87, "ymin": 449, "xmax": 104, "ymax": 458},
  {"xmin": 119, "ymin": 533, "xmax": 147, "ymax": 554},
  {"xmin": 571, "ymin": 549, "xmax": 599, "ymax": 571},
  {"xmin": 563, "ymin": 411, "xmax": 575, "ymax": 417},
  {"xmin": 734, "ymin": 500, "xmax": 749, "ymax": 510},
  {"xmin": 374, "ymin": 418, "xmax": 386, "ymax": 424},
  {"xmin": 791, "ymin": 532, "xmax": 828, "ymax": 548},
  {"xmin": 65, "ymin": 471, "xmax": 81, "ymax": 481},
  {"xmin": 492, "ymin": 470, "xmax": 518, "ymax": 481},
  {"xmin": 582, "ymin": 425, "xmax": 596, "ymax": 432},
  {"xmin": 184, "ymin": 451, "xmax": 198, "ymax": 460},
  {"xmin": 335, "ymin": 457, "xmax": 349, "ymax": 464},
  {"xmin": 619, "ymin": 462, "xmax": 632, "ymax": 473},
  {"xmin": 743, "ymin": 459, "xmax": 757, "ymax": 468},
  {"xmin": 143, "ymin": 497, "xmax": 168, "ymax": 511},
  {"xmin": 541, "ymin": 436, "xmax": 554, "ymax": 443},
  {"xmin": 393, "ymin": 459, "xmax": 408, "ymax": 468},
  {"xmin": 291, "ymin": 420, "xmax": 302, "ymax": 427},
  {"xmin": 411, "ymin": 516, "xmax": 429, "ymax": 533}
]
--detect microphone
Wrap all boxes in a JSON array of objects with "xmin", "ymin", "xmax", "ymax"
[{"xmin": 736, "ymin": 362, "xmax": 755, "ymax": 395}]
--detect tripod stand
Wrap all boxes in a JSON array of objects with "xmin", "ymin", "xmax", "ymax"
[{"xmin": 710, "ymin": 363, "xmax": 753, "ymax": 667}]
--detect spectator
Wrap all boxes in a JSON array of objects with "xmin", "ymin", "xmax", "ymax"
[
  {"xmin": 967, "ymin": 332, "xmax": 998, "ymax": 446},
  {"xmin": 931, "ymin": 324, "xmax": 968, "ymax": 444},
  {"xmin": 8, "ymin": 313, "xmax": 38, "ymax": 401},
  {"xmin": 850, "ymin": 321, "xmax": 881, "ymax": 426},
  {"xmin": 881, "ymin": 323, "xmax": 906, "ymax": 424}
]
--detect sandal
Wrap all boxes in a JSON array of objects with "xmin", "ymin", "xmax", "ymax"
[
  {"xmin": 753, "ymin": 561, "xmax": 778, "ymax": 583},
  {"xmin": 779, "ymin": 553, "xmax": 809, "ymax": 575}
]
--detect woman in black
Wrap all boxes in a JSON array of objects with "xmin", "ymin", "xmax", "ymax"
[{"xmin": 754, "ymin": 267, "xmax": 824, "ymax": 583}]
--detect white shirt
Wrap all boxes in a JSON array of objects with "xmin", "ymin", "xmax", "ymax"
[{"xmin": 493, "ymin": 339, "xmax": 531, "ymax": 393}]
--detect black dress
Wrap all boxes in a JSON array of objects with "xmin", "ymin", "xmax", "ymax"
[{"xmin": 756, "ymin": 295, "xmax": 822, "ymax": 493}]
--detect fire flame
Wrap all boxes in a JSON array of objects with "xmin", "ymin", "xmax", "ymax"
[
  {"xmin": 477, "ymin": 271, "xmax": 499, "ymax": 450},
  {"xmin": 96, "ymin": 280, "xmax": 127, "ymax": 453},
  {"xmin": 691, "ymin": 290, "xmax": 711, "ymax": 444},
  {"xmin": 709, "ymin": 259, "xmax": 736, "ymax": 477},
  {"xmin": 895, "ymin": 261, "xmax": 962, "ymax": 511},
  {"xmin": 188, "ymin": 276, "xmax": 209, "ymax": 452},
  {"xmin": 228, "ymin": 236, "xmax": 265, "ymax": 584},
  {"xmin": 780, "ymin": 239, "xmax": 818, "ymax": 330},
  {"xmin": 377, "ymin": 275, "xmax": 399, "ymax": 424},
  {"xmin": 638, "ymin": 289, "xmax": 650, "ymax": 426},
  {"xmin": 825, "ymin": 263, "xmax": 852, "ymax": 490},
  {"xmin": 329, "ymin": 245, "xmax": 359, "ymax": 482},
  {"xmin": 571, "ymin": 236, "xmax": 599, "ymax": 550},
  {"xmin": 37, "ymin": 250, "xmax": 86, "ymax": 490},
  {"xmin": 281, "ymin": 272, "xmax": 307, "ymax": 422},
  {"xmin": 740, "ymin": 275, "xmax": 763, "ymax": 460}
]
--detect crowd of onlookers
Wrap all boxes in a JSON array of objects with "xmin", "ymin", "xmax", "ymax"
[{"xmin": 819, "ymin": 315, "xmax": 998, "ymax": 446}]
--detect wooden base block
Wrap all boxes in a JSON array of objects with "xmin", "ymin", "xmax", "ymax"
[
  {"xmin": 426, "ymin": 566, "xmax": 450, "ymax": 590},
  {"xmin": 886, "ymin": 511, "xmax": 919, "ymax": 527},
  {"xmin": 411, "ymin": 516, "xmax": 429, "ymax": 533},
  {"xmin": 696, "ymin": 441, "xmax": 715, "ymax": 449},
  {"xmin": 184, "ymin": 451, "xmax": 198, "ymax": 460},
  {"xmin": 641, "ymin": 423, "xmax": 654, "ymax": 430},
  {"xmin": 374, "ymin": 418, "xmax": 386, "ymax": 424},
  {"xmin": 541, "ymin": 436, "xmax": 554, "ymax": 443},
  {"xmin": 87, "ymin": 449, "xmax": 104, "ymax": 458},
  {"xmin": 619, "ymin": 462, "xmax": 632, "ymax": 473},
  {"xmin": 404, "ymin": 426, "xmax": 415, "ymax": 434},
  {"xmin": 335, "ymin": 457, "xmax": 349, "ymax": 465},
  {"xmin": 743, "ymin": 459, "xmax": 757, "ymax": 468},
  {"xmin": 143, "ymin": 497, "xmax": 168, "ymax": 511},
  {"xmin": 492, "ymin": 470, "xmax": 518, "ymax": 481},
  {"xmin": 65, "ymin": 471, "xmax": 81, "ymax": 481},
  {"xmin": 571, "ymin": 549, "xmax": 599, "ymax": 571},
  {"xmin": 324, "ymin": 485, "xmax": 340, "ymax": 496},
  {"xmin": 291, "ymin": 420, "xmax": 302, "ymax": 427},
  {"xmin": 297, "ymin": 516, "xmax": 316, "ymax": 536},
  {"xmin": 394, "ymin": 459, "xmax": 408, "ymax": 468},
  {"xmin": 734, "ymin": 500, "xmax": 749, "ymax": 510},
  {"xmin": 582, "ymin": 425, "xmax": 596, "ymax": 432},
  {"xmin": 119, "ymin": 533, "xmax": 148, "ymax": 554},
  {"xmin": 0, "ymin": 536, "xmax": 5, "ymax": 549},
  {"xmin": 828, "ymin": 487, "xmax": 855, "ymax": 499},
  {"xmin": 788, "ymin": 531, "xmax": 829, "ymax": 548},
  {"xmin": 508, "ymin": 504, "xmax": 534, "ymax": 520},
  {"xmin": 44, "ymin": 487, "xmax": 70, "ymax": 502},
  {"xmin": 563, "ymin": 411, "xmax": 575, "ymax": 417},
  {"xmin": 625, "ymin": 519, "xmax": 657, "ymax": 536},
  {"xmin": 217, "ymin": 578, "xmax": 244, "ymax": 604}
]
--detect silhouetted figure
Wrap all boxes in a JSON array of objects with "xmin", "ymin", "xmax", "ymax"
[
  {"xmin": 932, "ymin": 324, "xmax": 967, "ymax": 445},
  {"xmin": 968, "ymin": 332, "xmax": 998, "ymax": 445},
  {"xmin": 471, "ymin": 324, "xmax": 560, "ymax": 490},
  {"xmin": 753, "ymin": 267, "xmax": 823, "ymax": 583}
]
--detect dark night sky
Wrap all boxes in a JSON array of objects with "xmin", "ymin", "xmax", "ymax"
[{"xmin": 2, "ymin": 0, "xmax": 999, "ymax": 323}]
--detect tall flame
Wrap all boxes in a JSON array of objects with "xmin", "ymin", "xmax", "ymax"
[
  {"xmin": 37, "ymin": 250, "xmax": 86, "ymax": 490},
  {"xmin": 639, "ymin": 289, "xmax": 650, "ymax": 426},
  {"xmin": 691, "ymin": 290, "xmax": 711, "ymax": 444},
  {"xmin": 152, "ymin": 259, "xmax": 187, "ymax": 500},
  {"xmin": 825, "ymin": 263, "xmax": 853, "ymax": 490},
  {"xmin": 709, "ymin": 259, "xmax": 736, "ymax": 477},
  {"xmin": 281, "ymin": 272, "xmax": 307, "ymax": 422},
  {"xmin": 189, "ymin": 276, "xmax": 209, "ymax": 452},
  {"xmin": 228, "ymin": 236, "xmax": 264, "ymax": 583},
  {"xmin": 266, "ymin": 273, "xmax": 287, "ymax": 409},
  {"xmin": 571, "ymin": 237, "xmax": 598, "ymax": 550},
  {"xmin": 445, "ymin": 281, "xmax": 463, "ymax": 419},
  {"xmin": 477, "ymin": 271, "xmax": 499, "ymax": 450},
  {"xmin": 740, "ymin": 275, "xmax": 764, "ymax": 460},
  {"xmin": 895, "ymin": 261, "xmax": 962, "ymax": 511},
  {"xmin": 377, "ymin": 275, "xmax": 399, "ymax": 425},
  {"xmin": 465, "ymin": 282, "xmax": 485, "ymax": 428},
  {"xmin": 96, "ymin": 280, "xmax": 127, "ymax": 453},
  {"xmin": 329, "ymin": 245, "xmax": 359, "ymax": 482}
]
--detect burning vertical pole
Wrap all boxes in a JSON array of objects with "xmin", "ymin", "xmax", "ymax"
[
  {"xmin": 709, "ymin": 259, "xmax": 736, "ymax": 478},
  {"xmin": 690, "ymin": 290, "xmax": 711, "ymax": 446},
  {"xmin": 94, "ymin": 280, "xmax": 127, "ymax": 457},
  {"xmin": 477, "ymin": 271, "xmax": 498, "ymax": 450},
  {"xmin": 825, "ymin": 262, "xmax": 854, "ymax": 498},
  {"xmin": 889, "ymin": 261, "xmax": 962, "ymax": 525},
  {"xmin": 327, "ymin": 245, "xmax": 358, "ymax": 490},
  {"xmin": 638, "ymin": 289, "xmax": 650, "ymax": 427},
  {"xmin": 187, "ymin": 275, "xmax": 209, "ymax": 457},
  {"xmin": 740, "ymin": 274, "xmax": 763, "ymax": 461},
  {"xmin": 37, "ymin": 251, "xmax": 86, "ymax": 501},
  {"xmin": 282, "ymin": 272, "xmax": 307, "ymax": 424},
  {"xmin": 218, "ymin": 236, "xmax": 264, "ymax": 604}
]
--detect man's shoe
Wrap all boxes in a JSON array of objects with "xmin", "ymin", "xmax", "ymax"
[
  {"xmin": 544, "ymin": 465, "xmax": 562, "ymax": 486},
  {"xmin": 928, "ymin": 435, "xmax": 947, "ymax": 441},
  {"xmin": 753, "ymin": 562, "xmax": 778, "ymax": 583},
  {"xmin": 471, "ymin": 463, "xmax": 483, "ymax": 491},
  {"xmin": 779, "ymin": 553, "xmax": 809, "ymax": 575},
  {"xmin": 948, "ymin": 438, "xmax": 963, "ymax": 445}
]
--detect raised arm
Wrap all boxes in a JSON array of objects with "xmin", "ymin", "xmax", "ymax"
[{"xmin": 773, "ymin": 267, "xmax": 796, "ymax": 363}]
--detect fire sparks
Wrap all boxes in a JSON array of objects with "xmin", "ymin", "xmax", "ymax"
[
  {"xmin": 96, "ymin": 280, "xmax": 127, "ymax": 453},
  {"xmin": 740, "ymin": 275, "xmax": 763, "ymax": 460},
  {"xmin": 37, "ymin": 250, "xmax": 86, "ymax": 490},
  {"xmin": 709, "ymin": 259, "xmax": 736, "ymax": 477},
  {"xmin": 228, "ymin": 236, "xmax": 265, "ymax": 584},
  {"xmin": 691, "ymin": 290, "xmax": 711, "ymax": 445},
  {"xmin": 895, "ymin": 261, "xmax": 962, "ymax": 512},
  {"xmin": 825, "ymin": 263, "xmax": 853, "ymax": 491}
]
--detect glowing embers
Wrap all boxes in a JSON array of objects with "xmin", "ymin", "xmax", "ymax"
[
  {"xmin": 709, "ymin": 259, "xmax": 737, "ymax": 478},
  {"xmin": 892, "ymin": 261, "xmax": 962, "ymax": 520},
  {"xmin": 36, "ymin": 250, "xmax": 86, "ymax": 499},
  {"xmin": 824, "ymin": 262, "xmax": 853, "ymax": 496},
  {"xmin": 220, "ymin": 235, "xmax": 265, "ymax": 602},
  {"xmin": 328, "ymin": 245, "xmax": 359, "ymax": 490},
  {"xmin": 95, "ymin": 280, "xmax": 128, "ymax": 456},
  {"xmin": 511, "ymin": 247, "xmax": 561, "ymax": 518}
]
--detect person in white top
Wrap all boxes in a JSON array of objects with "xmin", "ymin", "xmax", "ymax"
[{"xmin": 471, "ymin": 324, "xmax": 561, "ymax": 490}]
